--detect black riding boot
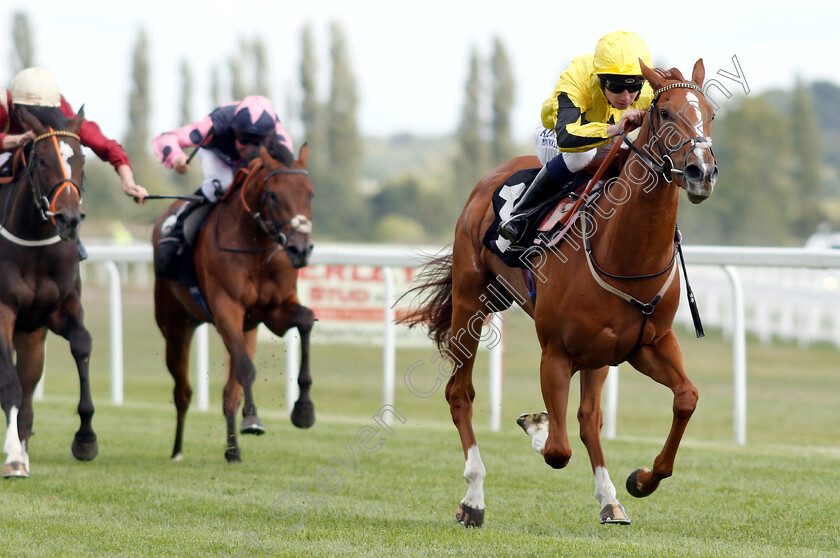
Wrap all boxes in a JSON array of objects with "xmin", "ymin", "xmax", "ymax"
[
  {"xmin": 498, "ymin": 166, "xmax": 562, "ymax": 242},
  {"xmin": 156, "ymin": 196, "xmax": 206, "ymax": 278}
]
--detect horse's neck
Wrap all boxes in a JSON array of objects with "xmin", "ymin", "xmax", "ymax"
[
  {"xmin": 593, "ymin": 141, "xmax": 679, "ymax": 273},
  {"xmin": 2, "ymin": 176, "xmax": 50, "ymax": 236},
  {"xmin": 221, "ymin": 185, "xmax": 268, "ymax": 244}
]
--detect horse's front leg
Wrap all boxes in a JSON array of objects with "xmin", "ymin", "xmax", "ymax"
[
  {"xmin": 579, "ymin": 367, "xmax": 630, "ymax": 525},
  {"xmin": 11, "ymin": 328, "xmax": 49, "ymax": 477},
  {"xmin": 625, "ymin": 329, "xmax": 698, "ymax": 498},
  {"xmin": 53, "ymin": 302, "xmax": 97, "ymax": 462},
  {"xmin": 213, "ymin": 301, "xmax": 252, "ymax": 462},
  {"xmin": 263, "ymin": 298, "xmax": 316, "ymax": 429},
  {"xmin": 536, "ymin": 345, "xmax": 574, "ymax": 469},
  {"xmin": 0, "ymin": 310, "xmax": 27, "ymax": 478},
  {"xmin": 236, "ymin": 328, "xmax": 266, "ymax": 435}
]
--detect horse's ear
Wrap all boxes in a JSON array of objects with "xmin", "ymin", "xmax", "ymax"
[
  {"xmin": 691, "ymin": 58, "xmax": 705, "ymax": 88},
  {"xmin": 16, "ymin": 105, "xmax": 46, "ymax": 135},
  {"xmin": 69, "ymin": 104, "xmax": 85, "ymax": 134},
  {"xmin": 298, "ymin": 143, "xmax": 309, "ymax": 169},
  {"xmin": 639, "ymin": 58, "xmax": 662, "ymax": 91}
]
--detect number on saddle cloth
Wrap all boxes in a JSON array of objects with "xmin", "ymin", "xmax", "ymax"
[{"xmin": 482, "ymin": 168, "xmax": 590, "ymax": 268}]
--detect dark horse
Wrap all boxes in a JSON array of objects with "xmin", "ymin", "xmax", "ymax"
[
  {"xmin": 400, "ymin": 60, "xmax": 718, "ymax": 526},
  {"xmin": 153, "ymin": 144, "xmax": 315, "ymax": 462},
  {"xmin": 0, "ymin": 106, "xmax": 96, "ymax": 478}
]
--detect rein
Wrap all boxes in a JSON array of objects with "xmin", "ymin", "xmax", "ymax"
[{"xmin": 0, "ymin": 129, "xmax": 83, "ymax": 247}]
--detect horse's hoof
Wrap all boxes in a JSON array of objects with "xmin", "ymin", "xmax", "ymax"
[
  {"xmin": 626, "ymin": 468, "xmax": 651, "ymax": 498},
  {"xmin": 600, "ymin": 503, "xmax": 631, "ymax": 525},
  {"xmin": 71, "ymin": 434, "xmax": 99, "ymax": 461},
  {"xmin": 455, "ymin": 504, "xmax": 485, "ymax": 528},
  {"xmin": 291, "ymin": 401, "xmax": 315, "ymax": 429},
  {"xmin": 2, "ymin": 461, "xmax": 29, "ymax": 478},
  {"xmin": 171, "ymin": 452, "xmax": 184, "ymax": 462},
  {"xmin": 240, "ymin": 416, "xmax": 266, "ymax": 435},
  {"xmin": 225, "ymin": 448, "xmax": 242, "ymax": 463}
]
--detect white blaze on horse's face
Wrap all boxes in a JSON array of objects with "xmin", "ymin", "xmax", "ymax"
[
  {"xmin": 59, "ymin": 139, "xmax": 75, "ymax": 178},
  {"xmin": 678, "ymin": 91, "xmax": 718, "ymax": 204}
]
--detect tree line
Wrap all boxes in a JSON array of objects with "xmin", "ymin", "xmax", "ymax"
[{"xmin": 8, "ymin": 11, "xmax": 840, "ymax": 246}]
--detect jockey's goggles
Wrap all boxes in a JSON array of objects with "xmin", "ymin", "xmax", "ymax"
[{"xmin": 600, "ymin": 75, "xmax": 645, "ymax": 94}]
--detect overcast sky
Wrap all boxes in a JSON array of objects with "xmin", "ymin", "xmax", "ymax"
[{"xmin": 4, "ymin": 1, "xmax": 838, "ymax": 145}]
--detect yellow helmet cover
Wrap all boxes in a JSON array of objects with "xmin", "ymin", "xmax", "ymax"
[{"xmin": 593, "ymin": 31, "xmax": 651, "ymax": 76}]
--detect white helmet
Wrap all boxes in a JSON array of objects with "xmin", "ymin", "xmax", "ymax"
[{"xmin": 10, "ymin": 67, "xmax": 61, "ymax": 107}]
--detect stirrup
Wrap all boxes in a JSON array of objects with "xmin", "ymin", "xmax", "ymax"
[{"xmin": 499, "ymin": 215, "xmax": 526, "ymax": 243}]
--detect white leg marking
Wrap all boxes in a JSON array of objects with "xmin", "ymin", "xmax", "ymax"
[
  {"xmin": 593, "ymin": 466, "xmax": 620, "ymax": 507},
  {"xmin": 3, "ymin": 406, "xmax": 23, "ymax": 465},
  {"xmin": 461, "ymin": 445, "xmax": 486, "ymax": 509},
  {"xmin": 518, "ymin": 411, "xmax": 549, "ymax": 454}
]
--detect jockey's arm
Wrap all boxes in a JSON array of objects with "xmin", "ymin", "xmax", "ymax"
[{"xmin": 152, "ymin": 115, "xmax": 214, "ymax": 170}]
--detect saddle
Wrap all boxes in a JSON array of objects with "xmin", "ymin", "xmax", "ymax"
[{"xmin": 154, "ymin": 163, "xmax": 254, "ymax": 284}]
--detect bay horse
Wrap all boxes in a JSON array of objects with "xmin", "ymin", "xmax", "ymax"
[
  {"xmin": 400, "ymin": 60, "xmax": 717, "ymax": 526},
  {"xmin": 153, "ymin": 144, "xmax": 315, "ymax": 462},
  {"xmin": 0, "ymin": 106, "xmax": 96, "ymax": 478}
]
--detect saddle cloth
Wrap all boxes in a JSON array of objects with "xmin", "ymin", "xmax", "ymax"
[{"xmin": 482, "ymin": 169, "xmax": 598, "ymax": 269}]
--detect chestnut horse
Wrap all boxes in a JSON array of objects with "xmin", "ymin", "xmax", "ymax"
[
  {"xmin": 0, "ymin": 107, "xmax": 96, "ymax": 478},
  {"xmin": 153, "ymin": 144, "xmax": 315, "ymax": 463},
  {"xmin": 401, "ymin": 60, "xmax": 717, "ymax": 526}
]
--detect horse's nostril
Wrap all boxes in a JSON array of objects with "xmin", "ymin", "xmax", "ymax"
[{"xmin": 684, "ymin": 164, "xmax": 703, "ymax": 182}]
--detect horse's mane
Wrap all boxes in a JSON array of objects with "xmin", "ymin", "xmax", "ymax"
[
  {"xmin": 16, "ymin": 105, "xmax": 68, "ymax": 130},
  {"xmin": 654, "ymin": 67, "xmax": 694, "ymax": 86},
  {"xmin": 266, "ymin": 138, "xmax": 294, "ymax": 167}
]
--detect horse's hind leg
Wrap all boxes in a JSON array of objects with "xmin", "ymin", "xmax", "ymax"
[
  {"xmin": 165, "ymin": 321, "xmax": 196, "ymax": 461},
  {"xmin": 446, "ymin": 275, "xmax": 494, "ymax": 527},
  {"xmin": 625, "ymin": 330, "xmax": 698, "ymax": 498},
  {"xmin": 238, "ymin": 328, "xmax": 265, "ymax": 435},
  {"xmin": 155, "ymin": 282, "xmax": 198, "ymax": 461},
  {"xmin": 579, "ymin": 367, "xmax": 630, "ymax": 525},
  {"xmin": 12, "ymin": 328, "xmax": 49, "ymax": 477}
]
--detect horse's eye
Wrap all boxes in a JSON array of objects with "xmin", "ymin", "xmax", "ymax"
[
  {"xmin": 659, "ymin": 108, "xmax": 670, "ymax": 120},
  {"xmin": 268, "ymin": 191, "xmax": 278, "ymax": 201}
]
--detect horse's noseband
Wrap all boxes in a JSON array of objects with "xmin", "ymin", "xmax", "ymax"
[{"xmin": 243, "ymin": 167, "xmax": 312, "ymax": 249}]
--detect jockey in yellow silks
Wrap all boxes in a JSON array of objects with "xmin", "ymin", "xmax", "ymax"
[{"xmin": 500, "ymin": 30, "xmax": 654, "ymax": 242}]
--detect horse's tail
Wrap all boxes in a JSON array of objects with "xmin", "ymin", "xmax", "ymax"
[{"xmin": 396, "ymin": 250, "xmax": 453, "ymax": 350}]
